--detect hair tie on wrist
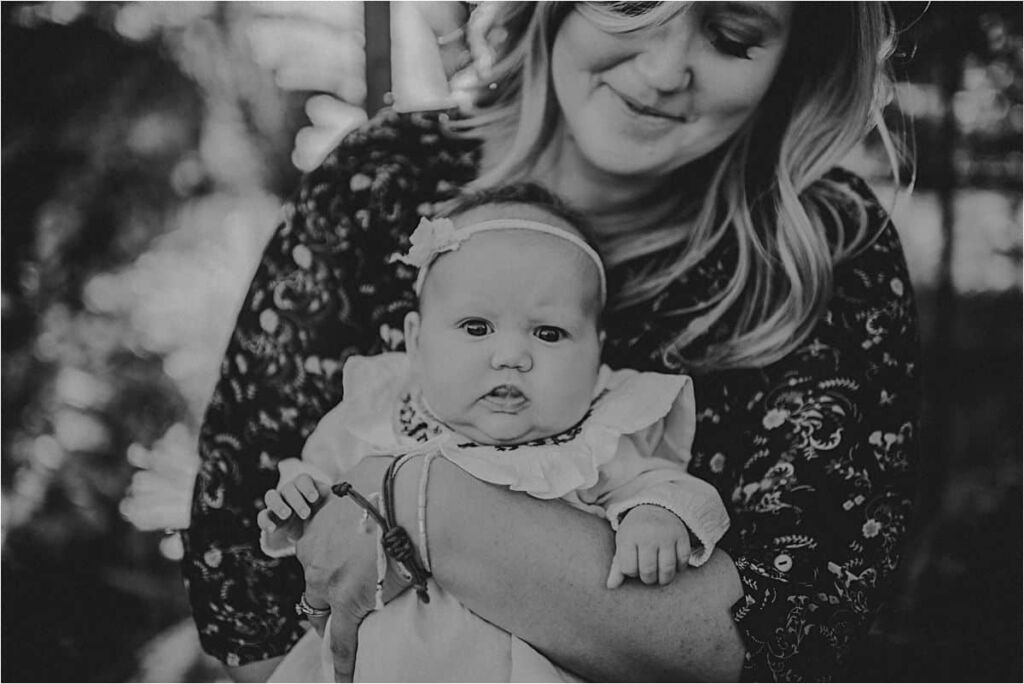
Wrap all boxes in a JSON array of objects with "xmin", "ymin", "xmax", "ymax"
[{"xmin": 417, "ymin": 452, "xmax": 439, "ymax": 573}]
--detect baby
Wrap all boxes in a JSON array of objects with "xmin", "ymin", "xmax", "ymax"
[{"xmin": 257, "ymin": 183, "xmax": 730, "ymax": 682}]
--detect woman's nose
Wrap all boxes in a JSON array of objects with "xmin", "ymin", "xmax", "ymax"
[
  {"xmin": 633, "ymin": 24, "xmax": 695, "ymax": 93},
  {"xmin": 490, "ymin": 335, "xmax": 533, "ymax": 372}
]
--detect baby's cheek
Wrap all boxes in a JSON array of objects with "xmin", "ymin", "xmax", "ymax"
[{"xmin": 561, "ymin": 380, "xmax": 599, "ymax": 427}]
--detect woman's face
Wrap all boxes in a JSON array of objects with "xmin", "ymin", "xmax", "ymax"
[{"xmin": 550, "ymin": 2, "xmax": 793, "ymax": 181}]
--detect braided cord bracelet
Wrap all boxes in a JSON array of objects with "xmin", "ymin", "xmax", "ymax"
[{"xmin": 331, "ymin": 452, "xmax": 434, "ymax": 606}]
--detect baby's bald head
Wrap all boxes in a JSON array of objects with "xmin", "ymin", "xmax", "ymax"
[{"xmin": 420, "ymin": 183, "xmax": 606, "ymax": 326}]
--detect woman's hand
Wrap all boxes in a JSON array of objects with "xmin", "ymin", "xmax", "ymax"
[{"xmin": 294, "ymin": 457, "xmax": 412, "ymax": 681}]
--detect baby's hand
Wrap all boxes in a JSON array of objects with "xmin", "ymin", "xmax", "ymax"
[
  {"xmin": 607, "ymin": 505, "xmax": 691, "ymax": 589},
  {"xmin": 257, "ymin": 473, "xmax": 332, "ymax": 535}
]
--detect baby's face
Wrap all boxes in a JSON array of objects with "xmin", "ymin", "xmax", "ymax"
[{"xmin": 404, "ymin": 214, "xmax": 604, "ymax": 446}]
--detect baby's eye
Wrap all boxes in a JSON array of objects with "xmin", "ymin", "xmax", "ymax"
[
  {"xmin": 534, "ymin": 326, "xmax": 568, "ymax": 343},
  {"xmin": 460, "ymin": 319, "xmax": 492, "ymax": 337}
]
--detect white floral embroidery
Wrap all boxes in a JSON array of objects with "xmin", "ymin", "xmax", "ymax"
[
  {"xmin": 292, "ymin": 244, "xmax": 312, "ymax": 269},
  {"xmin": 763, "ymin": 408, "xmax": 789, "ymax": 429},
  {"xmin": 203, "ymin": 548, "xmax": 223, "ymax": 568},
  {"xmin": 259, "ymin": 309, "xmax": 278, "ymax": 333},
  {"xmin": 710, "ymin": 452, "xmax": 726, "ymax": 473},
  {"xmin": 349, "ymin": 172, "xmax": 372, "ymax": 192}
]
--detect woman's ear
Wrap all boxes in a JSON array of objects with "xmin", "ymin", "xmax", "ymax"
[{"xmin": 404, "ymin": 311, "xmax": 421, "ymax": 356}]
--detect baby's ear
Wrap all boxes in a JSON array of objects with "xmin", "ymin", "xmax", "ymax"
[{"xmin": 403, "ymin": 311, "xmax": 421, "ymax": 356}]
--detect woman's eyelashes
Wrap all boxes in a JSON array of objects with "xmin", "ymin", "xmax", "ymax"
[
  {"xmin": 607, "ymin": 1, "xmax": 660, "ymax": 17},
  {"xmin": 706, "ymin": 23, "xmax": 761, "ymax": 59}
]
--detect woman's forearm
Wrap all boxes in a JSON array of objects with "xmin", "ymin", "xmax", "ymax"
[{"xmin": 398, "ymin": 457, "xmax": 746, "ymax": 681}]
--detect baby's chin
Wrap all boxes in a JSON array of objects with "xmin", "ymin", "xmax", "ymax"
[
  {"xmin": 452, "ymin": 419, "xmax": 555, "ymax": 447},
  {"xmin": 458, "ymin": 424, "xmax": 539, "ymax": 446}
]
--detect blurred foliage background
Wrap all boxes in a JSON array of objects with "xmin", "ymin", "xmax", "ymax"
[{"xmin": 2, "ymin": 2, "xmax": 1020, "ymax": 682}]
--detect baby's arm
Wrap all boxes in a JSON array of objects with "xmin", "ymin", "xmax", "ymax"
[
  {"xmin": 607, "ymin": 504, "xmax": 692, "ymax": 588},
  {"xmin": 584, "ymin": 431, "xmax": 731, "ymax": 588},
  {"xmin": 598, "ymin": 463, "xmax": 731, "ymax": 581},
  {"xmin": 257, "ymin": 473, "xmax": 333, "ymax": 557}
]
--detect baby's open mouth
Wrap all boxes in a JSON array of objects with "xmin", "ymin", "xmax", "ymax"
[
  {"xmin": 488, "ymin": 385, "xmax": 524, "ymax": 400},
  {"xmin": 483, "ymin": 385, "xmax": 527, "ymax": 410}
]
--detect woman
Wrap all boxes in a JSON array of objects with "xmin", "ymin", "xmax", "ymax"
[{"xmin": 183, "ymin": 2, "xmax": 921, "ymax": 681}]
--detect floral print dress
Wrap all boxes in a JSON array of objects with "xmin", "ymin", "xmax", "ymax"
[{"xmin": 182, "ymin": 109, "xmax": 921, "ymax": 682}]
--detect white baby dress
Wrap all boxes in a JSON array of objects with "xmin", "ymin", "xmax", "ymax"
[{"xmin": 264, "ymin": 353, "xmax": 730, "ymax": 682}]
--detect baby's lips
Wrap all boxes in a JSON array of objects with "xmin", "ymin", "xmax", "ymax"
[{"xmin": 487, "ymin": 384, "xmax": 525, "ymax": 400}]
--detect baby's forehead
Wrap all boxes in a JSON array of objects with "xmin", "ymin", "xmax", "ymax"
[
  {"xmin": 443, "ymin": 228, "xmax": 594, "ymax": 284},
  {"xmin": 451, "ymin": 202, "xmax": 585, "ymax": 239},
  {"xmin": 424, "ymin": 225, "xmax": 603, "ymax": 319}
]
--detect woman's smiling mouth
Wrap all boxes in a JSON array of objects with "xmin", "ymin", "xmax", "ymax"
[{"xmin": 608, "ymin": 86, "xmax": 689, "ymax": 122}]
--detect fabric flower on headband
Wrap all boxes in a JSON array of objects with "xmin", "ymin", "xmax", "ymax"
[
  {"xmin": 391, "ymin": 217, "xmax": 463, "ymax": 268},
  {"xmin": 391, "ymin": 215, "xmax": 608, "ymax": 301}
]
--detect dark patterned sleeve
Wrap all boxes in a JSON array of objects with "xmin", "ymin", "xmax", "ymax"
[
  {"xmin": 718, "ymin": 180, "xmax": 922, "ymax": 681},
  {"xmin": 180, "ymin": 110, "xmax": 476, "ymax": 666}
]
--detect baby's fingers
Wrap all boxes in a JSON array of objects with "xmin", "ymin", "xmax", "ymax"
[
  {"xmin": 281, "ymin": 485, "xmax": 313, "ymax": 519},
  {"xmin": 677, "ymin": 536, "xmax": 693, "ymax": 568},
  {"xmin": 293, "ymin": 474, "xmax": 322, "ymax": 506},
  {"xmin": 606, "ymin": 557, "xmax": 626, "ymax": 589},
  {"xmin": 638, "ymin": 546, "xmax": 659, "ymax": 585},
  {"xmin": 658, "ymin": 542, "xmax": 679, "ymax": 585},
  {"xmin": 611, "ymin": 542, "xmax": 639, "ymax": 585},
  {"xmin": 264, "ymin": 489, "xmax": 292, "ymax": 521},
  {"xmin": 256, "ymin": 507, "xmax": 276, "ymax": 532}
]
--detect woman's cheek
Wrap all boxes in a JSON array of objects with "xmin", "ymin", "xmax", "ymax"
[{"xmin": 696, "ymin": 64, "xmax": 774, "ymax": 126}]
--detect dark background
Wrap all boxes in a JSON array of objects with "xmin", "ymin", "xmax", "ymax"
[{"xmin": 2, "ymin": 2, "xmax": 1021, "ymax": 681}]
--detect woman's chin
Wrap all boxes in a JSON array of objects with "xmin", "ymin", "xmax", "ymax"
[{"xmin": 574, "ymin": 137, "xmax": 688, "ymax": 184}]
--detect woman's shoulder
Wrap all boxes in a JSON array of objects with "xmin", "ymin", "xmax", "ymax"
[
  {"xmin": 273, "ymin": 109, "xmax": 483, "ymax": 341},
  {"xmin": 816, "ymin": 166, "xmax": 895, "ymax": 240},
  {"xmin": 305, "ymin": 107, "xmax": 482, "ymax": 196},
  {"xmin": 765, "ymin": 168, "xmax": 920, "ymax": 383},
  {"xmin": 818, "ymin": 168, "xmax": 915, "ymax": 311},
  {"xmin": 283, "ymin": 108, "xmax": 482, "ymax": 255}
]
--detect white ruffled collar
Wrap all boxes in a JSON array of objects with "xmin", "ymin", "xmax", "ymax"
[{"xmin": 339, "ymin": 354, "xmax": 689, "ymax": 500}]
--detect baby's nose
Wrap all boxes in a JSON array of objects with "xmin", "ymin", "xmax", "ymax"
[{"xmin": 490, "ymin": 335, "xmax": 533, "ymax": 372}]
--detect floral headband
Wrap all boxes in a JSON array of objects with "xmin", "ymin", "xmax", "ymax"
[{"xmin": 392, "ymin": 216, "xmax": 607, "ymax": 303}]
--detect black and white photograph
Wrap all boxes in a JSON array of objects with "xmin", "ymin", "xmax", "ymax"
[{"xmin": 2, "ymin": 2, "xmax": 1021, "ymax": 682}]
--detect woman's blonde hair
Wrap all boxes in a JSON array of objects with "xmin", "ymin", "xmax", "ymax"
[{"xmin": 451, "ymin": 2, "xmax": 908, "ymax": 372}]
